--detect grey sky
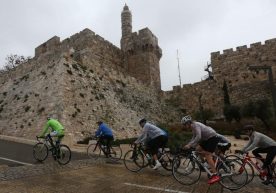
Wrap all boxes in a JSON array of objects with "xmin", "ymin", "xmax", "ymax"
[{"xmin": 1, "ymin": 0, "xmax": 276, "ymax": 91}]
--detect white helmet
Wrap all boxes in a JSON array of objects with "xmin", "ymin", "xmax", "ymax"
[{"xmin": 181, "ymin": 115, "xmax": 192, "ymax": 124}]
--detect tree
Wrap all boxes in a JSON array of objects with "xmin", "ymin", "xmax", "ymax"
[
  {"xmin": 242, "ymin": 99, "xmax": 273, "ymax": 130},
  {"xmin": 2, "ymin": 54, "xmax": 30, "ymax": 72},
  {"xmin": 222, "ymin": 80, "xmax": 241, "ymax": 122},
  {"xmin": 222, "ymin": 80, "xmax": 230, "ymax": 105},
  {"xmin": 194, "ymin": 108, "xmax": 214, "ymax": 122},
  {"xmin": 223, "ymin": 105, "xmax": 241, "ymax": 122}
]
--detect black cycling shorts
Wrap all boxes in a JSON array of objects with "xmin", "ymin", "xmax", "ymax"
[
  {"xmin": 200, "ymin": 136, "xmax": 220, "ymax": 153},
  {"xmin": 147, "ymin": 135, "xmax": 168, "ymax": 155}
]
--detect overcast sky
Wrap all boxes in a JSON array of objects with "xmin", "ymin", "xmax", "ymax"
[{"xmin": 1, "ymin": 0, "xmax": 276, "ymax": 91}]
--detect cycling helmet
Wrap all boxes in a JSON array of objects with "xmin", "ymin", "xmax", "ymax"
[
  {"xmin": 243, "ymin": 125, "xmax": 254, "ymax": 131},
  {"xmin": 181, "ymin": 115, "xmax": 192, "ymax": 124},
  {"xmin": 97, "ymin": 121, "xmax": 103, "ymax": 125},
  {"xmin": 139, "ymin": 118, "xmax": 147, "ymax": 125}
]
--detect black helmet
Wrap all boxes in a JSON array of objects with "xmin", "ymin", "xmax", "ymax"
[
  {"xmin": 243, "ymin": 125, "xmax": 254, "ymax": 131},
  {"xmin": 97, "ymin": 121, "xmax": 103, "ymax": 125},
  {"xmin": 139, "ymin": 118, "xmax": 147, "ymax": 125}
]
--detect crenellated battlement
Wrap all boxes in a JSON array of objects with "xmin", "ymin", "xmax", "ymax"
[
  {"xmin": 35, "ymin": 36, "xmax": 61, "ymax": 57},
  {"xmin": 35, "ymin": 28, "xmax": 121, "ymax": 58},
  {"xmin": 122, "ymin": 27, "xmax": 161, "ymax": 55},
  {"xmin": 211, "ymin": 38, "xmax": 276, "ymax": 59}
]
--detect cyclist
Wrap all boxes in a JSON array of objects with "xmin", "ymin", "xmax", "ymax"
[
  {"xmin": 241, "ymin": 125, "xmax": 276, "ymax": 185},
  {"xmin": 182, "ymin": 115, "xmax": 220, "ymax": 184},
  {"xmin": 38, "ymin": 116, "xmax": 65, "ymax": 146},
  {"xmin": 95, "ymin": 121, "xmax": 114, "ymax": 154},
  {"xmin": 134, "ymin": 118, "xmax": 168, "ymax": 170}
]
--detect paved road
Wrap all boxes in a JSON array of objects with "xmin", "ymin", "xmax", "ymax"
[
  {"xmin": 0, "ymin": 139, "xmax": 275, "ymax": 193},
  {"xmin": 0, "ymin": 139, "xmax": 87, "ymax": 167},
  {"xmin": 0, "ymin": 158, "xmax": 274, "ymax": 193}
]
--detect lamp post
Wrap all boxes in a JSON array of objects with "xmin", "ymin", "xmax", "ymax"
[{"xmin": 248, "ymin": 65, "xmax": 276, "ymax": 116}]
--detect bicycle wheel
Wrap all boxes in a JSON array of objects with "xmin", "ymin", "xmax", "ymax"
[
  {"xmin": 109, "ymin": 145, "xmax": 122, "ymax": 161},
  {"xmin": 172, "ymin": 154, "xmax": 201, "ymax": 185},
  {"xmin": 33, "ymin": 142, "xmax": 48, "ymax": 162},
  {"xmin": 57, "ymin": 144, "xmax": 71, "ymax": 165},
  {"xmin": 225, "ymin": 154, "xmax": 255, "ymax": 184},
  {"xmin": 160, "ymin": 151, "xmax": 173, "ymax": 171},
  {"xmin": 123, "ymin": 149, "xmax": 144, "ymax": 172},
  {"xmin": 87, "ymin": 143, "xmax": 102, "ymax": 159},
  {"xmin": 218, "ymin": 159, "xmax": 248, "ymax": 190}
]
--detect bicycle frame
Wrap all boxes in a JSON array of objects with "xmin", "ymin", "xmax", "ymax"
[
  {"xmin": 240, "ymin": 153, "xmax": 266, "ymax": 175},
  {"xmin": 37, "ymin": 135, "xmax": 56, "ymax": 150},
  {"xmin": 133, "ymin": 144, "xmax": 153, "ymax": 166},
  {"xmin": 91, "ymin": 137, "xmax": 111, "ymax": 156},
  {"xmin": 190, "ymin": 150, "xmax": 233, "ymax": 177}
]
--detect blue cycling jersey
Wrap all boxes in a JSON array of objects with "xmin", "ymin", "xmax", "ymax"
[{"xmin": 95, "ymin": 123, "xmax": 113, "ymax": 137}]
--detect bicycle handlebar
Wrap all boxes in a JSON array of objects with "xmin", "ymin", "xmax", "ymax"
[
  {"xmin": 235, "ymin": 150, "xmax": 250, "ymax": 158},
  {"xmin": 36, "ymin": 136, "xmax": 45, "ymax": 140},
  {"xmin": 91, "ymin": 136, "xmax": 99, "ymax": 140}
]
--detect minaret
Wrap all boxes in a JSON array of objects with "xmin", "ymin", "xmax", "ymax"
[{"xmin": 121, "ymin": 4, "xmax": 132, "ymax": 51}]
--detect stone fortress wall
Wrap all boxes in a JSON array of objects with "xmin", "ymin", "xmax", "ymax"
[
  {"xmin": 0, "ymin": 5, "xmax": 178, "ymax": 145},
  {"xmin": 164, "ymin": 38, "xmax": 276, "ymax": 117}
]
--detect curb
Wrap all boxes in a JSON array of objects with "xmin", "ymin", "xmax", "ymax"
[
  {"xmin": 0, "ymin": 135, "xmax": 86, "ymax": 153},
  {"xmin": 0, "ymin": 135, "xmax": 36, "ymax": 145}
]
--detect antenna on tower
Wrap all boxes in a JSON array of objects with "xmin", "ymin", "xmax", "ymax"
[{"xmin": 177, "ymin": 49, "xmax": 182, "ymax": 87}]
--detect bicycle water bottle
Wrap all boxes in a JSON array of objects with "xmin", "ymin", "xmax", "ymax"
[
  {"xmin": 203, "ymin": 161, "xmax": 209, "ymax": 168},
  {"xmin": 256, "ymin": 161, "xmax": 263, "ymax": 168},
  {"xmin": 103, "ymin": 145, "xmax": 107, "ymax": 152}
]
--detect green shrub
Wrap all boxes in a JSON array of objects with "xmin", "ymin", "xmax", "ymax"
[
  {"xmin": 223, "ymin": 105, "xmax": 241, "ymax": 122},
  {"xmin": 242, "ymin": 99, "xmax": 273, "ymax": 129},
  {"xmin": 194, "ymin": 108, "xmax": 214, "ymax": 122}
]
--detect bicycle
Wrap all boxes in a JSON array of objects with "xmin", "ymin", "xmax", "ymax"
[
  {"xmin": 123, "ymin": 143, "xmax": 173, "ymax": 172},
  {"xmin": 87, "ymin": 136, "xmax": 122, "ymax": 161},
  {"xmin": 226, "ymin": 151, "xmax": 276, "ymax": 187},
  {"xmin": 33, "ymin": 135, "xmax": 71, "ymax": 165},
  {"xmin": 172, "ymin": 148, "xmax": 248, "ymax": 190}
]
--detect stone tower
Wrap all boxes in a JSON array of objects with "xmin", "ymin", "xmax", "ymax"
[
  {"xmin": 120, "ymin": 4, "xmax": 162, "ymax": 90},
  {"xmin": 121, "ymin": 4, "xmax": 132, "ymax": 51}
]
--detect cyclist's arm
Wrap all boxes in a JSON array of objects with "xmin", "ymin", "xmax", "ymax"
[
  {"xmin": 135, "ymin": 127, "xmax": 147, "ymax": 144},
  {"xmin": 242, "ymin": 135, "xmax": 258, "ymax": 153},
  {"xmin": 187, "ymin": 126, "xmax": 201, "ymax": 147},
  {"xmin": 39, "ymin": 122, "xmax": 50, "ymax": 137},
  {"xmin": 95, "ymin": 126, "xmax": 102, "ymax": 137}
]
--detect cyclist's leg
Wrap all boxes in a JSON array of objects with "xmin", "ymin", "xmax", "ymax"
[
  {"xmin": 262, "ymin": 146, "xmax": 276, "ymax": 180},
  {"xmin": 199, "ymin": 136, "xmax": 219, "ymax": 173},
  {"xmin": 147, "ymin": 138, "xmax": 158, "ymax": 163},
  {"xmin": 56, "ymin": 134, "xmax": 64, "ymax": 146},
  {"xmin": 199, "ymin": 136, "xmax": 220, "ymax": 184},
  {"xmin": 106, "ymin": 135, "xmax": 114, "ymax": 154},
  {"xmin": 54, "ymin": 134, "xmax": 64, "ymax": 158},
  {"xmin": 159, "ymin": 135, "xmax": 168, "ymax": 155},
  {"xmin": 252, "ymin": 147, "xmax": 265, "ymax": 161},
  {"xmin": 98, "ymin": 136, "xmax": 105, "ymax": 146},
  {"xmin": 48, "ymin": 131, "xmax": 58, "ymax": 147},
  {"xmin": 150, "ymin": 136, "xmax": 165, "ymax": 169}
]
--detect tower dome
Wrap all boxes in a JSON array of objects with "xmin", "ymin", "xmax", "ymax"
[{"xmin": 121, "ymin": 4, "xmax": 132, "ymax": 38}]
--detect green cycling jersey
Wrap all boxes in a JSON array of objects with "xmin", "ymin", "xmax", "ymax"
[{"xmin": 40, "ymin": 119, "xmax": 65, "ymax": 137}]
